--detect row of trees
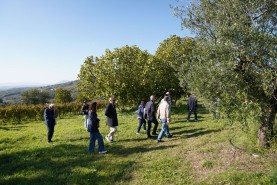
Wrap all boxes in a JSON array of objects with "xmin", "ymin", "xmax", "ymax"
[
  {"xmin": 20, "ymin": 88, "xmax": 73, "ymax": 105},
  {"xmin": 77, "ymin": 0, "xmax": 276, "ymax": 147}
]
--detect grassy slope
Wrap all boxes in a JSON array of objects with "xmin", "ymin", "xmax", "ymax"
[{"xmin": 0, "ymin": 104, "xmax": 276, "ymax": 185}]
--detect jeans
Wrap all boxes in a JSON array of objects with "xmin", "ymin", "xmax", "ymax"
[
  {"xmin": 187, "ymin": 108, "xmax": 198, "ymax": 121},
  {"xmin": 88, "ymin": 132, "xmax": 105, "ymax": 152},
  {"xmin": 47, "ymin": 124, "xmax": 55, "ymax": 142},
  {"xmin": 147, "ymin": 119, "xmax": 158, "ymax": 136},
  {"xmin": 137, "ymin": 118, "xmax": 146, "ymax": 132},
  {"xmin": 84, "ymin": 115, "xmax": 88, "ymax": 129},
  {"xmin": 157, "ymin": 119, "xmax": 169, "ymax": 140}
]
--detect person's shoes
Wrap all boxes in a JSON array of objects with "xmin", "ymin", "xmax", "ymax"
[
  {"xmin": 194, "ymin": 119, "xmax": 198, "ymax": 122},
  {"xmin": 167, "ymin": 134, "xmax": 173, "ymax": 138},
  {"xmin": 147, "ymin": 135, "xmax": 152, "ymax": 139},
  {"xmin": 152, "ymin": 132, "xmax": 158, "ymax": 135},
  {"xmin": 143, "ymin": 128, "xmax": 147, "ymax": 131},
  {"xmin": 157, "ymin": 139, "xmax": 164, "ymax": 143},
  {"xmin": 99, "ymin": 151, "xmax": 107, "ymax": 154},
  {"xmin": 48, "ymin": 140, "xmax": 52, "ymax": 143},
  {"xmin": 105, "ymin": 136, "xmax": 111, "ymax": 142},
  {"xmin": 186, "ymin": 120, "xmax": 190, "ymax": 122},
  {"xmin": 136, "ymin": 132, "xmax": 140, "ymax": 135}
]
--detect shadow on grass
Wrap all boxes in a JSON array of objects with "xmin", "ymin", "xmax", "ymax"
[
  {"xmin": 109, "ymin": 144, "xmax": 178, "ymax": 157},
  {"xmin": 0, "ymin": 144, "xmax": 137, "ymax": 185}
]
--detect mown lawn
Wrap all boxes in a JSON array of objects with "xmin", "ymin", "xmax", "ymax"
[{"xmin": 0, "ymin": 103, "xmax": 276, "ymax": 185}]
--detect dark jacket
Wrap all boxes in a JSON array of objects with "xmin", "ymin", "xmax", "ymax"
[
  {"xmin": 88, "ymin": 111, "xmax": 100, "ymax": 133},
  {"xmin": 144, "ymin": 100, "xmax": 157, "ymax": 121},
  {"xmin": 81, "ymin": 104, "xmax": 89, "ymax": 115},
  {"xmin": 105, "ymin": 103, "xmax": 118, "ymax": 127},
  {"xmin": 188, "ymin": 95, "xmax": 197, "ymax": 111},
  {"xmin": 44, "ymin": 108, "xmax": 56, "ymax": 126}
]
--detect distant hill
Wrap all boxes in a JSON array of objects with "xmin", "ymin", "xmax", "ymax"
[{"xmin": 0, "ymin": 80, "xmax": 79, "ymax": 104}]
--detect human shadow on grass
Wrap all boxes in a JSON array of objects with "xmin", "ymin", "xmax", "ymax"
[
  {"xmin": 0, "ymin": 143, "xmax": 138, "ymax": 185},
  {"xmin": 171, "ymin": 127, "xmax": 221, "ymax": 139},
  {"xmin": 0, "ymin": 125, "xmax": 29, "ymax": 131},
  {"xmin": 108, "ymin": 143, "xmax": 178, "ymax": 157}
]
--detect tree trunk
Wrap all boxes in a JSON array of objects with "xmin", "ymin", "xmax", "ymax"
[{"xmin": 258, "ymin": 105, "xmax": 276, "ymax": 147}]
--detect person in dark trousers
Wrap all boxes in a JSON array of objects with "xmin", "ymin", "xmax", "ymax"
[
  {"xmin": 105, "ymin": 97, "xmax": 118, "ymax": 142},
  {"xmin": 81, "ymin": 101, "xmax": 89, "ymax": 130},
  {"xmin": 44, "ymin": 104, "xmax": 56, "ymax": 143},
  {"xmin": 88, "ymin": 102, "xmax": 107, "ymax": 154},
  {"xmin": 186, "ymin": 93, "xmax": 198, "ymax": 122},
  {"xmin": 144, "ymin": 95, "xmax": 159, "ymax": 138},
  {"xmin": 136, "ymin": 100, "xmax": 146, "ymax": 134}
]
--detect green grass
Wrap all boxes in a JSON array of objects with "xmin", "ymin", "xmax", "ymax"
[{"xmin": 0, "ymin": 104, "xmax": 276, "ymax": 185}]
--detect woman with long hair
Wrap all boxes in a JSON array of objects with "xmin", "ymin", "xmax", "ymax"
[{"xmin": 88, "ymin": 102, "xmax": 107, "ymax": 154}]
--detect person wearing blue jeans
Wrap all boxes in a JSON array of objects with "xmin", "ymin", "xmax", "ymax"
[
  {"xmin": 88, "ymin": 102, "xmax": 107, "ymax": 154},
  {"xmin": 136, "ymin": 100, "xmax": 146, "ymax": 134},
  {"xmin": 157, "ymin": 96, "xmax": 171, "ymax": 142},
  {"xmin": 186, "ymin": 93, "xmax": 198, "ymax": 122}
]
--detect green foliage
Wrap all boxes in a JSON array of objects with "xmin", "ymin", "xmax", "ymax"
[
  {"xmin": 174, "ymin": 0, "xmax": 277, "ymax": 146},
  {"xmin": 21, "ymin": 89, "xmax": 50, "ymax": 105},
  {"xmin": 54, "ymin": 88, "xmax": 72, "ymax": 103},
  {"xmin": 77, "ymin": 45, "xmax": 183, "ymax": 107}
]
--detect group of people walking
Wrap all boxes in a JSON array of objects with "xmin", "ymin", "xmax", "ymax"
[{"xmin": 43, "ymin": 92, "xmax": 198, "ymax": 155}]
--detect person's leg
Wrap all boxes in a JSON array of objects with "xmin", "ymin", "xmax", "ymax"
[
  {"xmin": 137, "ymin": 118, "xmax": 143, "ymax": 133},
  {"xmin": 165, "ymin": 125, "xmax": 172, "ymax": 138},
  {"xmin": 194, "ymin": 109, "xmax": 198, "ymax": 121},
  {"xmin": 47, "ymin": 124, "xmax": 54, "ymax": 142},
  {"xmin": 157, "ymin": 119, "xmax": 167, "ymax": 141},
  {"xmin": 147, "ymin": 120, "xmax": 152, "ymax": 137},
  {"xmin": 187, "ymin": 109, "xmax": 192, "ymax": 121},
  {"xmin": 142, "ymin": 118, "xmax": 147, "ymax": 130},
  {"xmin": 108, "ymin": 126, "xmax": 117, "ymax": 141},
  {"xmin": 88, "ymin": 132, "xmax": 96, "ymax": 153},
  {"xmin": 84, "ymin": 115, "xmax": 88, "ymax": 129},
  {"xmin": 152, "ymin": 119, "xmax": 159, "ymax": 135},
  {"xmin": 95, "ymin": 132, "xmax": 105, "ymax": 152}
]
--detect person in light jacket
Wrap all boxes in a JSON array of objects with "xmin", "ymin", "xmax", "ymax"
[
  {"xmin": 157, "ymin": 96, "xmax": 171, "ymax": 143},
  {"xmin": 105, "ymin": 97, "xmax": 118, "ymax": 142}
]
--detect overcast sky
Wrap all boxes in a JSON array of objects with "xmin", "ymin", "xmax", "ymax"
[{"xmin": 0, "ymin": 0, "xmax": 193, "ymax": 86}]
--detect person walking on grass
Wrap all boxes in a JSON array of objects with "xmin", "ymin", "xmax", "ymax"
[
  {"xmin": 187, "ymin": 93, "xmax": 198, "ymax": 122},
  {"xmin": 81, "ymin": 100, "xmax": 89, "ymax": 130},
  {"xmin": 136, "ymin": 100, "xmax": 147, "ymax": 134},
  {"xmin": 144, "ymin": 95, "xmax": 159, "ymax": 138},
  {"xmin": 88, "ymin": 102, "xmax": 107, "ymax": 154},
  {"xmin": 44, "ymin": 104, "xmax": 56, "ymax": 143},
  {"xmin": 157, "ymin": 96, "xmax": 171, "ymax": 143},
  {"xmin": 105, "ymin": 97, "xmax": 118, "ymax": 142}
]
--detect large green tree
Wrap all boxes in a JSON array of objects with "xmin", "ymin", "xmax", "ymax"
[
  {"xmin": 54, "ymin": 88, "xmax": 72, "ymax": 103},
  {"xmin": 77, "ymin": 45, "xmax": 178, "ymax": 107},
  {"xmin": 155, "ymin": 35, "xmax": 196, "ymax": 102},
  {"xmin": 21, "ymin": 89, "xmax": 50, "ymax": 105},
  {"xmin": 175, "ymin": 0, "xmax": 277, "ymax": 147}
]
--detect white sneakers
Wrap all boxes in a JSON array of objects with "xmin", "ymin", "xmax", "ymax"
[{"xmin": 99, "ymin": 151, "xmax": 107, "ymax": 154}]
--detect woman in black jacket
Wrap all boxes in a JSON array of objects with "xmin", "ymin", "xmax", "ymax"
[{"xmin": 88, "ymin": 102, "xmax": 107, "ymax": 154}]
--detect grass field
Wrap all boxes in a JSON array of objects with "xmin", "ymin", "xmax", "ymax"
[{"xmin": 0, "ymin": 103, "xmax": 276, "ymax": 185}]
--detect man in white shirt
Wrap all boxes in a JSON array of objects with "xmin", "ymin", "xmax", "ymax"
[{"xmin": 156, "ymin": 96, "xmax": 172, "ymax": 142}]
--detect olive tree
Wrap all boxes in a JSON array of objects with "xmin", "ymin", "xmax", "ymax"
[{"xmin": 174, "ymin": 0, "xmax": 277, "ymax": 147}]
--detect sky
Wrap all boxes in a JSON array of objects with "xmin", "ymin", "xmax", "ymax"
[{"xmin": 0, "ymin": 0, "xmax": 193, "ymax": 86}]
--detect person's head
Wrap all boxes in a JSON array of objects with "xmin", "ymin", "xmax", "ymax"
[
  {"xmin": 188, "ymin": 92, "xmax": 192, "ymax": 97},
  {"xmin": 165, "ymin": 92, "xmax": 170, "ymax": 96},
  {"xmin": 163, "ymin": 95, "xmax": 169, "ymax": 102},
  {"xmin": 109, "ymin": 97, "xmax": 115, "ymax": 104},
  {"xmin": 89, "ymin": 102, "xmax": 97, "ymax": 112},
  {"xmin": 150, "ymin": 95, "xmax": 155, "ymax": 101},
  {"xmin": 83, "ymin": 100, "xmax": 88, "ymax": 105},
  {"xmin": 140, "ymin": 100, "xmax": 145, "ymax": 105},
  {"xmin": 49, "ymin": 104, "xmax": 55, "ymax": 109}
]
